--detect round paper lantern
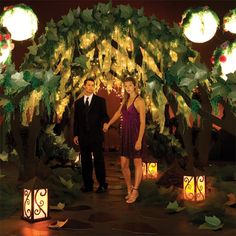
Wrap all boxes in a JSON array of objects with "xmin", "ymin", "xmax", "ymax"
[
  {"xmin": 0, "ymin": 27, "xmax": 14, "ymax": 65},
  {"xmin": 223, "ymin": 9, "xmax": 236, "ymax": 34},
  {"xmin": 212, "ymin": 41, "xmax": 236, "ymax": 80},
  {"xmin": 181, "ymin": 7, "xmax": 219, "ymax": 43},
  {"xmin": 0, "ymin": 4, "xmax": 38, "ymax": 41}
]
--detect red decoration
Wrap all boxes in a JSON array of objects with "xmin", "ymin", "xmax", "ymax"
[
  {"xmin": 3, "ymin": 5, "xmax": 14, "ymax": 11},
  {"xmin": 0, "ymin": 34, "xmax": 3, "ymax": 41},
  {"xmin": 219, "ymin": 55, "xmax": 227, "ymax": 63},
  {"xmin": 2, "ymin": 44, "xmax": 8, "ymax": 49},
  {"xmin": 5, "ymin": 34, "xmax": 11, "ymax": 40},
  {"xmin": 210, "ymin": 56, "xmax": 215, "ymax": 64}
]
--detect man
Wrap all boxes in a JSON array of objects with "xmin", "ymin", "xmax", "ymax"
[{"xmin": 73, "ymin": 78, "xmax": 109, "ymax": 193}]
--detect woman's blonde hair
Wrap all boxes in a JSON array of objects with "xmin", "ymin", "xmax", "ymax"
[{"xmin": 123, "ymin": 77, "xmax": 139, "ymax": 106}]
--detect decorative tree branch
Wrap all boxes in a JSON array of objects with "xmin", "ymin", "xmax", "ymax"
[{"xmin": 171, "ymin": 83, "xmax": 236, "ymax": 136}]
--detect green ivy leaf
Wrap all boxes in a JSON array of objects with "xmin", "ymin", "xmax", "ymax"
[
  {"xmin": 59, "ymin": 176, "xmax": 74, "ymax": 189},
  {"xmin": 3, "ymin": 102, "xmax": 14, "ymax": 113},
  {"xmin": 137, "ymin": 8, "xmax": 144, "ymax": 16},
  {"xmin": 119, "ymin": 5, "xmax": 133, "ymax": 19},
  {"xmin": 226, "ymin": 72, "xmax": 236, "ymax": 84},
  {"xmin": 199, "ymin": 216, "xmax": 223, "ymax": 231},
  {"xmin": 81, "ymin": 8, "xmax": 94, "ymax": 22},
  {"xmin": 205, "ymin": 216, "xmax": 221, "ymax": 227},
  {"xmin": 227, "ymin": 91, "xmax": 236, "ymax": 101},
  {"xmin": 211, "ymin": 85, "xmax": 227, "ymax": 98},
  {"xmin": 137, "ymin": 16, "xmax": 149, "ymax": 28},
  {"xmin": 28, "ymin": 44, "xmax": 38, "ymax": 56},
  {"xmin": 46, "ymin": 28, "xmax": 58, "ymax": 41},
  {"xmin": 151, "ymin": 19, "xmax": 162, "ymax": 30},
  {"xmin": 96, "ymin": 2, "xmax": 112, "ymax": 15},
  {"xmin": 62, "ymin": 9, "xmax": 75, "ymax": 27},
  {"xmin": 191, "ymin": 99, "xmax": 201, "ymax": 114},
  {"xmin": 74, "ymin": 55, "xmax": 88, "ymax": 69},
  {"xmin": 166, "ymin": 200, "xmax": 185, "ymax": 213}
]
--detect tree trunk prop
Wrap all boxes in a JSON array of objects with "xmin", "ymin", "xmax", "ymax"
[{"xmin": 11, "ymin": 112, "xmax": 41, "ymax": 181}]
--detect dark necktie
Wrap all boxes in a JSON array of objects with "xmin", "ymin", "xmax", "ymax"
[
  {"xmin": 85, "ymin": 97, "xmax": 89, "ymax": 107},
  {"xmin": 85, "ymin": 97, "xmax": 90, "ymax": 131}
]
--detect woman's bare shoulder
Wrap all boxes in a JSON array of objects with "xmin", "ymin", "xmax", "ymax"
[{"xmin": 136, "ymin": 96, "xmax": 145, "ymax": 104}]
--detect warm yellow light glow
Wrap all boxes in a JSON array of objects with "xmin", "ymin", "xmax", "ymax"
[
  {"xmin": 142, "ymin": 162, "xmax": 158, "ymax": 179},
  {"xmin": 182, "ymin": 9, "xmax": 219, "ymax": 43},
  {"xmin": 1, "ymin": 5, "xmax": 38, "ymax": 41},
  {"xmin": 23, "ymin": 188, "xmax": 49, "ymax": 222},
  {"xmin": 183, "ymin": 175, "xmax": 205, "ymax": 201}
]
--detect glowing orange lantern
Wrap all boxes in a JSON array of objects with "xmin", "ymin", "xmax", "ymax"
[
  {"xmin": 22, "ymin": 177, "xmax": 49, "ymax": 222},
  {"xmin": 142, "ymin": 162, "xmax": 158, "ymax": 179},
  {"xmin": 183, "ymin": 175, "xmax": 206, "ymax": 201}
]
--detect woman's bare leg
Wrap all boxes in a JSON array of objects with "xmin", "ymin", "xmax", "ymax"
[
  {"xmin": 126, "ymin": 157, "xmax": 142, "ymax": 203},
  {"xmin": 120, "ymin": 156, "xmax": 132, "ymax": 194}
]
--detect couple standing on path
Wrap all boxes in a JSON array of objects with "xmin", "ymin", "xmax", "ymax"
[{"xmin": 73, "ymin": 77, "xmax": 146, "ymax": 204}]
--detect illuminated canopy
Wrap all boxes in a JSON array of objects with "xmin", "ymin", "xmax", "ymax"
[
  {"xmin": 0, "ymin": 4, "xmax": 38, "ymax": 41},
  {"xmin": 181, "ymin": 7, "xmax": 219, "ymax": 43}
]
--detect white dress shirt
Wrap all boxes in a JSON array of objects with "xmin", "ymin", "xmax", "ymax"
[{"xmin": 84, "ymin": 94, "xmax": 93, "ymax": 106}]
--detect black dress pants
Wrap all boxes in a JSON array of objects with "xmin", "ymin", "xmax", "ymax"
[{"xmin": 80, "ymin": 137, "xmax": 106, "ymax": 188}]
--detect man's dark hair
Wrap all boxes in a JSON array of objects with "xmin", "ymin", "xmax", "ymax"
[{"xmin": 84, "ymin": 78, "xmax": 95, "ymax": 85}]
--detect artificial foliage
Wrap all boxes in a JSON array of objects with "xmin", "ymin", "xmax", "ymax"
[{"xmin": 0, "ymin": 2, "xmax": 235, "ymax": 181}]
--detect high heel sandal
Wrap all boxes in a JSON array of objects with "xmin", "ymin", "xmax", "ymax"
[
  {"xmin": 125, "ymin": 186, "xmax": 133, "ymax": 200},
  {"xmin": 126, "ymin": 188, "xmax": 139, "ymax": 204}
]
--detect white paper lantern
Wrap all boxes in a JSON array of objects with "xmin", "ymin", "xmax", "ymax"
[
  {"xmin": 0, "ymin": 4, "xmax": 38, "ymax": 41},
  {"xmin": 181, "ymin": 7, "xmax": 219, "ymax": 43},
  {"xmin": 223, "ymin": 9, "xmax": 236, "ymax": 34}
]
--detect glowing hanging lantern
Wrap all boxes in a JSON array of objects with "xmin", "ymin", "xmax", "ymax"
[
  {"xmin": 183, "ymin": 175, "xmax": 206, "ymax": 201},
  {"xmin": 223, "ymin": 9, "xmax": 236, "ymax": 34},
  {"xmin": 212, "ymin": 41, "xmax": 236, "ymax": 80},
  {"xmin": 0, "ymin": 27, "xmax": 14, "ymax": 65},
  {"xmin": 0, "ymin": 4, "xmax": 38, "ymax": 41},
  {"xmin": 181, "ymin": 7, "xmax": 219, "ymax": 43},
  {"xmin": 22, "ymin": 177, "xmax": 49, "ymax": 223},
  {"xmin": 142, "ymin": 161, "xmax": 158, "ymax": 179}
]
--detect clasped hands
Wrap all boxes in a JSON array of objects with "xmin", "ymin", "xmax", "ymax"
[
  {"xmin": 103, "ymin": 123, "xmax": 141, "ymax": 151},
  {"xmin": 103, "ymin": 123, "xmax": 109, "ymax": 132}
]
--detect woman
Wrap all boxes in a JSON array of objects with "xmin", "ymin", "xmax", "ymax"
[{"xmin": 103, "ymin": 77, "xmax": 146, "ymax": 203}]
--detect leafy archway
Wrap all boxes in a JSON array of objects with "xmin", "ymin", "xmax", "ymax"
[
  {"xmin": 1, "ymin": 2, "xmax": 235, "ymax": 181},
  {"xmin": 20, "ymin": 2, "xmax": 197, "ymax": 127}
]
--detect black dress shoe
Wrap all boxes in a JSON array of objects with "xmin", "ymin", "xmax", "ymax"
[
  {"xmin": 80, "ymin": 186, "xmax": 93, "ymax": 193},
  {"xmin": 96, "ymin": 183, "xmax": 108, "ymax": 193}
]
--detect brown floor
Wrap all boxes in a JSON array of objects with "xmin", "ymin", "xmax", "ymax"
[{"xmin": 0, "ymin": 153, "xmax": 236, "ymax": 236}]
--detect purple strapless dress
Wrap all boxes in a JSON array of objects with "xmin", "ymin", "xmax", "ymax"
[{"xmin": 120, "ymin": 96, "xmax": 143, "ymax": 158}]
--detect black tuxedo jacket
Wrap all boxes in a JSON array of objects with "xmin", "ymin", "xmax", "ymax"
[{"xmin": 73, "ymin": 94, "xmax": 109, "ymax": 145}]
